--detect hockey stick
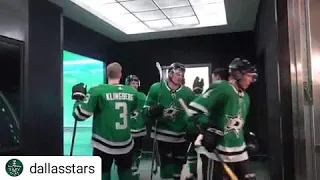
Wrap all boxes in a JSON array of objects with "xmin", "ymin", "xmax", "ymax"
[
  {"xmin": 178, "ymin": 98, "xmax": 239, "ymax": 180},
  {"xmin": 150, "ymin": 62, "xmax": 163, "ymax": 179},
  {"xmin": 70, "ymin": 118, "xmax": 78, "ymax": 156}
]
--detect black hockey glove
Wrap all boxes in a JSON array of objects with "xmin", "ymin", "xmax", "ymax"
[
  {"xmin": 192, "ymin": 77, "xmax": 204, "ymax": 95},
  {"xmin": 201, "ymin": 126, "xmax": 224, "ymax": 152},
  {"xmin": 185, "ymin": 130, "xmax": 199, "ymax": 143},
  {"xmin": 148, "ymin": 104, "xmax": 164, "ymax": 119},
  {"xmin": 245, "ymin": 132, "xmax": 259, "ymax": 154},
  {"xmin": 185, "ymin": 114, "xmax": 203, "ymax": 142},
  {"xmin": 72, "ymin": 83, "xmax": 87, "ymax": 101}
]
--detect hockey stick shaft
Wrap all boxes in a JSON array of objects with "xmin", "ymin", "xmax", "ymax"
[
  {"xmin": 70, "ymin": 119, "xmax": 78, "ymax": 156},
  {"xmin": 150, "ymin": 62, "xmax": 163, "ymax": 179},
  {"xmin": 178, "ymin": 98, "xmax": 239, "ymax": 180}
]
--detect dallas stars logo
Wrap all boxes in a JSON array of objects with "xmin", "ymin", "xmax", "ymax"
[
  {"xmin": 225, "ymin": 112, "xmax": 244, "ymax": 138},
  {"xmin": 5, "ymin": 159, "xmax": 24, "ymax": 177},
  {"xmin": 131, "ymin": 111, "xmax": 139, "ymax": 120},
  {"xmin": 163, "ymin": 105, "xmax": 179, "ymax": 120}
]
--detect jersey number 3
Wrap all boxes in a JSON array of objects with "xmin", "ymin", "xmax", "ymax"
[{"xmin": 115, "ymin": 102, "xmax": 128, "ymax": 130}]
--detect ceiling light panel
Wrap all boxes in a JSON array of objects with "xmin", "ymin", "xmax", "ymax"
[
  {"xmin": 120, "ymin": 0, "xmax": 158, "ymax": 12},
  {"xmin": 189, "ymin": 0, "xmax": 223, "ymax": 5},
  {"xmin": 111, "ymin": 13, "xmax": 140, "ymax": 25},
  {"xmin": 192, "ymin": 2, "xmax": 225, "ymax": 15},
  {"xmin": 95, "ymin": 3, "xmax": 129, "ymax": 15},
  {"xmin": 86, "ymin": 0, "xmax": 116, "ymax": 6},
  {"xmin": 134, "ymin": 10, "xmax": 167, "ymax": 21},
  {"xmin": 145, "ymin": 19, "xmax": 173, "ymax": 29},
  {"xmin": 153, "ymin": 0, "xmax": 190, "ymax": 8},
  {"xmin": 117, "ymin": 0, "xmax": 136, "ymax": 2},
  {"xmin": 122, "ymin": 22, "xmax": 151, "ymax": 34},
  {"xmin": 70, "ymin": 0, "xmax": 227, "ymax": 34},
  {"xmin": 163, "ymin": 6, "xmax": 195, "ymax": 18},
  {"xmin": 171, "ymin": 16, "xmax": 199, "ymax": 26}
]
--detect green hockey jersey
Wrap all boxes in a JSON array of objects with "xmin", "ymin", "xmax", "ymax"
[
  {"xmin": 143, "ymin": 80, "xmax": 194, "ymax": 143},
  {"xmin": 73, "ymin": 84, "xmax": 138, "ymax": 155},
  {"xmin": 130, "ymin": 91, "xmax": 147, "ymax": 138},
  {"xmin": 189, "ymin": 80, "xmax": 250, "ymax": 162},
  {"xmin": 186, "ymin": 94, "xmax": 209, "ymax": 135}
]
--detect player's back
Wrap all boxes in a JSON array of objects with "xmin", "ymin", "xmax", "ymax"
[{"xmin": 91, "ymin": 84, "xmax": 138, "ymax": 154}]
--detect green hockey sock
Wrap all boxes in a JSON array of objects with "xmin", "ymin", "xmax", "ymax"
[
  {"xmin": 160, "ymin": 164, "xmax": 174, "ymax": 179},
  {"xmin": 188, "ymin": 161, "xmax": 197, "ymax": 174},
  {"xmin": 118, "ymin": 169, "xmax": 133, "ymax": 180},
  {"xmin": 133, "ymin": 151, "xmax": 142, "ymax": 170},
  {"xmin": 172, "ymin": 163, "xmax": 184, "ymax": 180}
]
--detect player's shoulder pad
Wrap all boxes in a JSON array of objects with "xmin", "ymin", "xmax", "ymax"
[
  {"xmin": 211, "ymin": 80, "xmax": 229, "ymax": 88},
  {"xmin": 88, "ymin": 84, "xmax": 102, "ymax": 93},
  {"xmin": 182, "ymin": 85, "xmax": 193, "ymax": 93},
  {"xmin": 138, "ymin": 91, "xmax": 147, "ymax": 97},
  {"xmin": 123, "ymin": 85, "xmax": 138, "ymax": 92},
  {"xmin": 149, "ymin": 82, "xmax": 161, "ymax": 90}
]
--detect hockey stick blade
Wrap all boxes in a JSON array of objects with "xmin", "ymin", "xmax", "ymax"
[
  {"xmin": 156, "ymin": 62, "xmax": 163, "ymax": 81},
  {"xmin": 178, "ymin": 98, "xmax": 239, "ymax": 180}
]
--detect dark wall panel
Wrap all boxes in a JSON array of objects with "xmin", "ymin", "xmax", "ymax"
[
  {"xmin": 63, "ymin": 17, "xmax": 115, "ymax": 61},
  {"xmin": 22, "ymin": 0, "xmax": 63, "ymax": 155},
  {"xmin": 255, "ymin": 0, "xmax": 294, "ymax": 179},
  {"xmin": 0, "ymin": 0, "xmax": 28, "ymax": 41},
  {"xmin": 276, "ymin": 0, "xmax": 295, "ymax": 179}
]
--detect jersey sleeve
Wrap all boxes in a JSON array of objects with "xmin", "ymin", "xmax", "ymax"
[
  {"xmin": 72, "ymin": 87, "xmax": 98, "ymax": 121},
  {"xmin": 243, "ymin": 94, "xmax": 251, "ymax": 133},
  {"xmin": 186, "ymin": 93, "xmax": 209, "ymax": 133},
  {"xmin": 189, "ymin": 83, "xmax": 226, "ymax": 115},
  {"xmin": 142, "ymin": 83, "xmax": 158, "ymax": 116},
  {"xmin": 185, "ymin": 86, "xmax": 196, "ymax": 105},
  {"xmin": 132, "ymin": 91, "xmax": 139, "ymax": 112}
]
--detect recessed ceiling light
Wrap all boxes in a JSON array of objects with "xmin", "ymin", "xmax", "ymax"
[{"xmin": 70, "ymin": 0, "xmax": 227, "ymax": 34}]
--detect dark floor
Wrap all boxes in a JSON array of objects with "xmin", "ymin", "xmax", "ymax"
[
  {"xmin": 64, "ymin": 128, "xmax": 270, "ymax": 180},
  {"xmin": 138, "ymin": 157, "xmax": 270, "ymax": 180}
]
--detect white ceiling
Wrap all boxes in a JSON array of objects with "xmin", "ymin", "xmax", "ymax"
[{"xmin": 49, "ymin": 0, "xmax": 260, "ymax": 42}]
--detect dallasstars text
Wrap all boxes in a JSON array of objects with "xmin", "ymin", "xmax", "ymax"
[{"xmin": 29, "ymin": 163, "xmax": 95, "ymax": 174}]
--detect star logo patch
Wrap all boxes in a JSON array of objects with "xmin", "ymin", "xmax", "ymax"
[
  {"xmin": 225, "ymin": 112, "xmax": 244, "ymax": 138},
  {"xmin": 163, "ymin": 105, "xmax": 179, "ymax": 120},
  {"xmin": 131, "ymin": 111, "xmax": 139, "ymax": 120}
]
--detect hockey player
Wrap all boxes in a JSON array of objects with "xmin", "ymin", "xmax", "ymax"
[
  {"xmin": 72, "ymin": 62, "xmax": 138, "ymax": 180},
  {"xmin": 185, "ymin": 76, "xmax": 204, "ymax": 180},
  {"xmin": 186, "ymin": 68, "xmax": 228, "ymax": 180},
  {"xmin": 143, "ymin": 62, "xmax": 194, "ymax": 180},
  {"xmin": 188, "ymin": 58, "xmax": 258, "ymax": 180},
  {"xmin": 125, "ymin": 75, "xmax": 147, "ymax": 180},
  {"xmin": 212, "ymin": 68, "xmax": 229, "ymax": 81}
]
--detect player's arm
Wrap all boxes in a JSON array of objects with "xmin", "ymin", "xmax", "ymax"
[
  {"xmin": 72, "ymin": 87, "xmax": 98, "ymax": 121},
  {"xmin": 131, "ymin": 90, "xmax": 139, "ymax": 112},
  {"xmin": 188, "ymin": 84, "xmax": 227, "ymax": 152},
  {"xmin": 243, "ymin": 95, "xmax": 259, "ymax": 154},
  {"xmin": 185, "ymin": 90, "xmax": 208, "ymax": 141},
  {"xmin": 140, "ymin": 93, "xmax": 148, "ymax": 123},
  {"xmin": 142, "ymin": 83, "xmax": 164, "ymax": 119}
]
